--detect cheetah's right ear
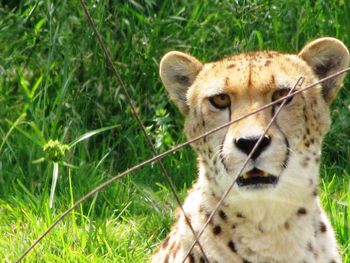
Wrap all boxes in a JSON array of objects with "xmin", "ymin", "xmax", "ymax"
[
  {"xmin": 160, "ymin": 51, "xmax": 203, "ymax": 115},
  {"xmin": 299, "ymin": 37, "xmax": 349, "ymax": 104}
]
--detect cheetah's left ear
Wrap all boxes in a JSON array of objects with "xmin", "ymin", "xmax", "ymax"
[{"xmin": 299, "ymin": 37, "xmax": 349, "ymax": 104}]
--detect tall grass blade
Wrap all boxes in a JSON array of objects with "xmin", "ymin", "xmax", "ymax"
[
  {"xmin": 49, "ymin": 162, "xmax": 59, "ymax": 209},
  {"xmin": 0, "ymin": 113, "xmax": 27, "ymax": 153},
  {"xmin": 69, "ymin": 124, "xmax": 119, "ymax": 148}
]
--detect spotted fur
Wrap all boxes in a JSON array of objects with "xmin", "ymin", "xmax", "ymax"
[{"xmin": 152, "ymin": 38, "xmax": 349, "ymax": 263}]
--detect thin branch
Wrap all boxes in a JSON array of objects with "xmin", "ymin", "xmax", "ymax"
[{"xmin": 81, "ymin": 0, "xmax": 208, "ymax": 261}]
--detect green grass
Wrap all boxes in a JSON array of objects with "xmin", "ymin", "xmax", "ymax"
[{"xmin": 0, "ymin": 0, "xmax": 349, "ymax": 262}]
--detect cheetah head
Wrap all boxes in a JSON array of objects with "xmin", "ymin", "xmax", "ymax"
[{"xmin": 159, "ymin": 38, "xmax": 348, "ymax": 212}]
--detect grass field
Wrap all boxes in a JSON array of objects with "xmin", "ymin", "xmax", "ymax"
[{"xmin": 0, "ymin": 0, "xmax": 349, "ymax": 262}]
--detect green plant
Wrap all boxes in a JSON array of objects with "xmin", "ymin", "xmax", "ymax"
[{"xmin": 0, "ymin": 0, "xmax": 349, "ymax": 262}]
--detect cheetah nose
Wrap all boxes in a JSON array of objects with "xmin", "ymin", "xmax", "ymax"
[{"xmin": 234, "ymin": 135, "xmax": 271, "ymax": 160}]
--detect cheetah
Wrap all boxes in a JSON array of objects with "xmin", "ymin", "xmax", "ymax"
[{"xmin": 152, "ymin": 38, "xmax": 349, "ymax": 263}]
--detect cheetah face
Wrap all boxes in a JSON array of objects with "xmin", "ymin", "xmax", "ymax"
[
  {"xmin": 160, "ymin": 38, "xmax": 349, "ymax": 196},
  {"xmin": 182, "ymin": 55, "xmax": 322, "ymax": 192}
]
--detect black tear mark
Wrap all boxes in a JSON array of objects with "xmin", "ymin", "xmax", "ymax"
[
  {"xmin": 219, "ymin": 107, "xmax": 231, "ymax": 172},
  {"xmin": 271, "ymin": 101, "xmax": 290, "ymax": 169}
]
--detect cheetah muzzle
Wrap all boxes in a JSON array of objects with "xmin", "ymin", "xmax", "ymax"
[{"xmin": 152, "ymin": 37, "xmax": 349, "ymax": 263}]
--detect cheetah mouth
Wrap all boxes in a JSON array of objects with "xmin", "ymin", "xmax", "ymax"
[{"xmin": 236, "ymin": 168, "xmax": 278, "ymax": 187}]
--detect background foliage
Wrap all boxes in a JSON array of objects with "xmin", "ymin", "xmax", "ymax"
[{"xmin": 0, "ymin": 0, "xmax": 349, "ymax": 262}]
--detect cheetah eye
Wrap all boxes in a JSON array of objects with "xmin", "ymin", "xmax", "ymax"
[
  {"xmin": 272, "ymin": 88, "xmax": 293, "ymax": 105},
  {"xmin": 209, "ymin": 94, "xmax": 231, "ymax": 109}
]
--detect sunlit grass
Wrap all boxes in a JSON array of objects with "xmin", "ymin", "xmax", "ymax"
[{"xmin": 0, "ymin": 0, "xmax": 349, "ymax": 262}]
